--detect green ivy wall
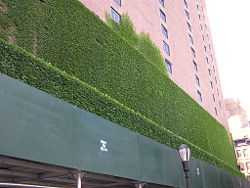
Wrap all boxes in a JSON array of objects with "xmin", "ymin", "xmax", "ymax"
[{"xmin": 0, "ymin": 0, "xmax": 241, "ymax": 176}]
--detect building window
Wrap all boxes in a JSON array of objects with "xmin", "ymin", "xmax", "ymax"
[
  {"xmin": 200, "ymin": 24, "xmax": 203, "ymax": 30},
  {"xmin": 161, "ymin": 24, "xmax": 168, "ymax": 38},
  {"xmin": 187, "ymin": 22, "xmax": 192, "ymax": 32},
  {"xmin": 209, "ymin": 44, "xmax": 211, "ymax": 50},
  {"xmin": 215, "ymin": 77, "xmax": 217, "ymax": 83},
  {"xmin": 184, "ymin": 0, "xmax": 188, "ymax": 8},
  {"xmin": 205, "ymin": 24, "xmax": 207, "ymax": 30},
  {"xmin": 213, "ymin": 65, "xmax": 215, "ymax": 72},
  {"xmin": 197, "ymin": 90, "xmax": 202, "ymax": 102},
  {"xmin": 196, "ymin": 4, "xmax": 199, "ymax": 11},
  {"xmin": 185, "ymin": 10, "xmax": 190, "ymax": 20},
  {"xmin": 239, "ymin": 162, "xmax": 244, "ymax": 171},
  {"xmin": 193, "ymin": 61, "xmax": 198, "ymax": 71},
  {"xmin": 165, "ymin": 59, "xmax": 172, "ymax": 74},
  {"xmin": 159, "ymin": 0, "xmax": 164, "ymax": 7},
  {"xmin": 206, "ymin": 57, "xmax": 209, "ymax": 64},
  {"xmin": 215, "ymin": 107, "xmax": 218, "ymax": 115},
  {"xmin": 188, "ymin": 34, "xmax": 194, "ymax": 44},
  {"xmin": 212, "ymin": 94, "xmax": 215, "ymax": 102},
  {"xmin": 237, "ymin": 150, "xmax": 242, "ymax": 158},
  {"xmin": 160, "ymin": 9, "xmax": 166, "ymax": 22},
  {"xmin": 211, "ymin": 54, "xmax": 213, "ymax": 61},
  {"xmin": 110, "ymin": 8, "xmax": 121, "ymax": 23},
  {"xmin": 163, "ymin": 41, "xmax": 170, "ymax": 55},
  {"xmin": 114, "ymin": 0, "xmax": 121, "ymax": 6},
  {"xmin": 195, "ymin": 75, "xmax": 200, "ymax": 86},
  {"xmin": 244, "ymin": 149, "xmax": 248, "ymax": 157},
  {"xmin": 247, "ymin": 162, "xmax": 250, "ymax": 173},
  {"xmin": 210, "ymin": 81, "xmax": 213, "ymax": 89},
  {"xmin": 208, "ymin": 69, "xmax": 211, "ymax": 76},
  {"xmin": 198, "ymin": 14, "xmax": 201, "ymax": 20},
  {"xmin": 202, "ymin": 34, "xmax": 205, "ymax": 41},
  {"xmin": 219, "ymin": 101, "xmax": 222, "ymax": 108},
  {"xmin": 191, "ymin": 47, "xmax": 196, "ymax": 57},
  {"xmin": 204, "ymin": 45, "xmax": 207, "ymax": 52}
]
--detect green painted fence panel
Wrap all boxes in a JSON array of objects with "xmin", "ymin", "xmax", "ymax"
[
  {"xmin": 242, "ymin": 179, "xmax": 250, "ymax": 188},
  {"xmin": 0, "ymin": 73, "xmax": 142, "ymax": 180},
  {"xmin": 72, "ymin": 107, "xmax": 141, "ymax": 179},
  {"xmin": 245, "ymin": 180, "xmax": 250, "ymax": 188},
  {"xmin": 0, "ymin": 73, "xmax": 75, "ymax": 167},
  {"xmin": 138, "ymin": 135, "xmax": 184, "ymax": 187},
  {"xmin": 0, "ymin": 73, "xmax": 181, "ymax": 185},
  {"xmin": 190, "ymin": 158, "xmax": 204, "ymax": 188},
  {"xmin": 218, "ymin": 170, "xmax": 234, "ymax": 188},
  {"xmin": 232, "ymin": 176, "xmax": 241, "ymax": 188},
  {"xmin": 235, "ymin": 174, "xmax": 250, "ymax": 188},
  {"xmin": 201, "ymin": 162, "xmax": 221, "ymax": 188}
]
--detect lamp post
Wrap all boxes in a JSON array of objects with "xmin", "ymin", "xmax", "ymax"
[{"xmin": 178, "ymin": 144, "xmax": 191, "ymax": 188}]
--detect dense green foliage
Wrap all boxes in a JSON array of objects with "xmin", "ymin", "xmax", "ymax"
[
  {"xmin": 106, "ymin": 14, "xmax": 165, "ymax": 72},
  {"xmin": 0, "ymin": 0, "xmax": 240, "ymax": 176},
  {"xmin": 0, "ymin": 0, "xmax": 41, "ymax": 52},
  {"xmin": 106, "ymin": 14, "xmax": 139, "ymax": 46}
]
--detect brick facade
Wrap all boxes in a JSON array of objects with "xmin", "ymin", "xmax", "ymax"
[{"xmin": 80, "ymin": 0, "xmax": 228, "ymax": 130}]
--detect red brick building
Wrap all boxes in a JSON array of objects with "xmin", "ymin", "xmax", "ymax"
[{"xmin": 80, "ymin": 0, "xmax": 228, "ymax": 129}]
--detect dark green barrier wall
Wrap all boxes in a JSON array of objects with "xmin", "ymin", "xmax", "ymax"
[
  {"xmin": 0, "ymin": 73, "xmax": 249, "ymax": 188},
  {"xmin": 0, "ymin": 73, "xmax": 184, "ymax": 187}
]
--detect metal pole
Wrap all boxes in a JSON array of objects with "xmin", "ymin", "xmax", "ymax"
[
  {"xmin": 74, "ymin": 172, "xmax": 85, "ymax": 188},
  {"xmin": 182, "ymin": 161, "xmax": 190, "ymax": 188},
  {"xmin": 77, "ymin": 173, "xmax": 81, "ymax": 188},
  {"xmin": 135, "ymin": 183, "xmax": 146, "ymax": 188},
  {"xmin": 184, "ymin": 171, "xmax": 190, "ymax": 188}
]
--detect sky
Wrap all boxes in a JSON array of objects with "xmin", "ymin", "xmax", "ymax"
[{"xmin": 206, "ymin": 0, "xmax": 250, "ymax": 117}]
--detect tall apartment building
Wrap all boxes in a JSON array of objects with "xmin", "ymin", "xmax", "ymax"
[{"xmin": 80, "ymin": 0, "xmax": 228, "ymax": 129}]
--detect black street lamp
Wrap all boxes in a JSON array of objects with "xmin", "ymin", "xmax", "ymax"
[{"xmin": 178, "ymin": 144, "xmax": 191, "ymax": 188}]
